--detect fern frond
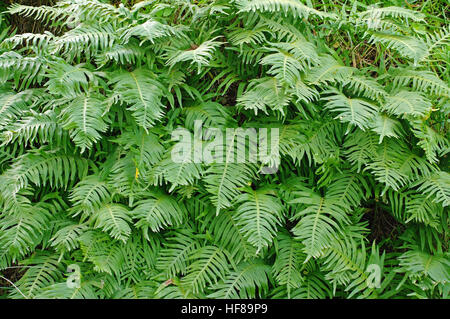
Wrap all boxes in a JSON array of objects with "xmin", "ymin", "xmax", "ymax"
[
  {"xmin": 235, "ymin": 0, "xmax": 336, "ymax": 19},
  {"xmin": 207, "ymin": 210, "xmax": 258, "ymax": 262},
  {"xmin": 95, "ymin": 43, "xmax": 146, "ymax": 67},
  {"xmin": 0, "ymin": 89, "xmax": 33, "ymax": 128},
  {"xmin": 305, "ymin": 55, "xmax": 354, "ymax": 85},
  {"xmin": 79, "ymin": 231, "xmax": 125, "ymax": 275},
  {"xmin": 110, "ymin": 68, "xmax": 166, "ymax": 131},
  {"xmin": 165, "ymin": 37, "xmax": 222, "ymax": 74},
  {"xmin": 420, "ymin": 25, "xmax": 450, "ymax": 62},
  {"xmin": 405, "ymin": 194, "xmax": 443, "ymax": 228},
  {"xmin": 0, "ymin": 195, "xmax": 51, "ymax": 259},
  {"xmin": 50, "ymin": 222, "xmax": 89, "ymax": 253},
  {"xmin": 60, "ymin": 93, "xmax": 108, "ymax": 151},
  {"xmin": 0, "ymin": 52, "xmax": 45, "ymax": 89},
  {"xmin": 1, "ymin": 32, "xmax": 54, "ymax": 51},
  {"xmin": 70, "ymin": 175, "xmax": 112, "ymax": 216},
  {"xmin": 412, "ymin": 172, "xmax": 450, "ymax": 207},
  {"xmin": 132, "ymin": 191, "xmax": 185, "ymax": 235},
  {"xmin": 272, "ymin": 233, "xmax": 305, "ymax": 297},
  {"xmin": 411, "ymin": 121, "xmax": 449, "ymax": 164},
  {"xmin": 382, "ymin": 90, "xmax": 432, "ymax": 118},
  {"xmin": 9, "ymin": 252, "xmax": 63, "ymax": 299},
  {"xmin": 33, "ymin": 281, "xmax": 99, "ymax": 299},
  {"xmin": 208, "ymin": 260, "xmax": 271, "ymax": 298},
  {"xmin": 157, "ymin": 230, "xmax": 199, "ymax": 278},
  {"xmin": 7, "ymin": 3, "xmax": 68, "ymax": 26},
  {"xmin": 237, "ymin": 77, "xmax": 290, "ymax": 115},
  {"xmin": 261, "ymin": 39, "xmax": 319, "ymax": 85},
  {"xmin": 92, "ymin": 204, "xmax": 132, "ymax": 242},
  {"xmin": 204, "ymin": 129, "xmax": 257, "ymax": 214},
  {"xmin": 228, "ymin": 26, "xmax": 268, "ymax": 47},
  {"xmin": 121, "ymin": 19, "xmax": 186, "ymax": 45},
  {"xmin": 369, "ymin": 113, "xmax": 403, "ymax": 143},
  {"xmin": 368, "ymin": 32, "xmax": 427, "ymax": 64},
  {"xmin": 182, "ymin": 245, "xmax": 233, "ymax": 294},
  {"xmin": 234, "ymin": 187, "xmax": 284, "ymax": 253},
  {"xmin": 325, "ymin": 172, "xmax": 370, "ymax": 208},
  {"xmin": 45, "ymin": 61, "xmax": 96, "ymax": 98},
  {"xmin": 290, "ymin": 187, "xmax": 350, "ymax": 259},
  {"xmin": 53, "ymin": 23, "xmax": 116, "ymax": 59},
  {"xmin": 398, "ymin": 248, "xmax": 450, "ymax": 285},
  {"xmin": 0, "ymin": 149, "xmax": 88, "ymax": 196},
  {"xmin": 391, "ymin": 68, "xmax": 450, "ymax": 98},
  {"xmin": 1, "ymin": 110, "xmax": 66, "ymax": 147},
  {"xmin": 343, "ymin": 74, "xmax": 387, "ymax": 101},
  {"xmin": 343, "ymin": 130, "xmax": 379, "ymax": 171},
  {"xmin": 322, "ymin": 89, "xmax": 379, "ymax": 130},
  {"xmin": 359, "ymin": 6, "xmax": 425, "ymax": 23}
]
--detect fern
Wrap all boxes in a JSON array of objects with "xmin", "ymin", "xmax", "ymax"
[
  {"xmin": 208, "ymin": 260, "xmax": 271, "ymax": 298},
  {"xmin": 0, "ymin": 0, "xmax": 448, "ymax": 300},
  {"xmin": 132, "ymin": 191, "xmax": 185, "ymax": 235},
  {"xmin": 109, "ymin": 68, "xmax": 167, "ymax": 132},
  {"xmin": 272, "ymin": 233, "xmax": 305, "ymax": 297},
  {"xmin": 234, "ymin": 187, "xmax": 284, "ymax": 254},
  {"xmin": 290, "ymin": 187, "xmax": 350, "ymax": 259},
  {"xmin": 323, "ymin": 89, "xmax": 379, "ymax": 130}
]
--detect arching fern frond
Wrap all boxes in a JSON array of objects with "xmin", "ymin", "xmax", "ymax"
[
  {"xmin": 92, "ymin": 204, "xmax": 132, "ymax": 243},
  {"xmin": 235, "ymin": 0, "xmax": 336, "ymax": 20},
  {"xmin": 272, "ymin": 233, "xmax": 305, "ymax": 297},
  {"xmin": 208, "ymin": 260, "xmax": 271, "ymax": 299},
  {"xmin": 290, "ymin": 187, "xmax": 350, "ymax": 260},
  {"xmin": 234, "ymin": 187, "xmax": 284, "ymax": 254},
  {"xmin": 60, "ymin": 93, "xmax": 109, "ymax": 152},
  {"xmin": 412, "ymin": 172, "xmax": 450, "ymax": 207},
  {"xmin": 182, "ymin": 245, "xmax": 233, "ymax": 294},
  {"xmin": 382, "ymin": 90, "xmax": 432, "ymax": 118},
  {"xmin": 109, "ymin": 68, "xmax": 166, "ymax": 132},
  {"xmin": 132, "ymin": 191, "xmax": 185, "ymax": 236},
  {"xmin": 322, "ymin": 89, "xmax": 379, "ymax": 130}
]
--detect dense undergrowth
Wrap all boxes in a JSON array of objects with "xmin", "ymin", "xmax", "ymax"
[{"xmin": 0, "ymin": 0, "xmax": 449, "ymax": 299}]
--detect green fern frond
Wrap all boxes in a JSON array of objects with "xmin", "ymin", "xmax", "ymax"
[
  {"xmin": 10, "ymin": 252, "xmax": 63, "ymax": 299},
  {"xmin": 235, "ymin": 0, "xmax": 336, "ymax": 20},
  {"xmin": 60, "ymin": 93, "xmax": 109, "ymax": 151},
  {"xmin": 234, "ymin": 187, "xmax": 284, "ymax": 253},
  {"xmin": 305, "ymin": 55, "xmax": 354, "ymax": 85},
  {"xmin": 391, "ymin": 68, "xmax": 450, "ymax": 98},
  {"xmin": 322, "ymin": 89, "xmax": 379, "ymax": 130},
  {"xmin": 412, "ymin": 172, "xmax": 450, "ymax": 207},
  {"xmin": 132, "ymin": 191, "xmax": 185, "ymax": 235},
  {"xmin": 157, "ymin": 230, "xmax": 199, "ymax": 278},
  {"xmin": 368, "ymin": 32, "xmax": 427, "ymax": 64},
  {"xmin": 272, "ymin": 233, "xmax": 305, "ymax": 297},
  {"xmin": 290, "ymin": 187, "xmax": 350, "ymax": 259},
  {"xmin": 237, "ymin": 77, "xmax": 290, "ymax": 115},
  {"xmin": 359, "ymin": 6, "xmax": 425, "ymax": 23},
  {"xmin": 165, "ymin": 37, "xmax": 222, "ymax": 74},
  {"xmin": 0, "ymin": 149, "xmax": 88, "ymax": 196},
  {"xmin": 121, "ymin": 19, "xmax": 186, "ymax": 45},
  {"xmin": 109, "ymin": 68, "xmax": 166, "ymax": 131},
  {"xmin": 70, "ymin": 175, "xmax": 112, "ymax": 216},
  {"xmin": 92, "ymin": 204, "xmax": 132, "ymax": 242},
  {"xmin": 208, "ymin": 260, "xmax": 271, "ymax": 298},
  {"xmin": 369, "ymin": 113, "xmax": 403, "ymax": 143},
  {"xmin": 182, "ymin": 245, "xmax": 233, "ymax": 294},
  {"xmin": 382, "ymin": 90, "xmax": 432, "ymax": 118}
]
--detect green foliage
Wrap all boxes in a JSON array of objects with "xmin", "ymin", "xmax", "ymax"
[{"xmin": 0, "ymin": 0, "xmax": 448, "ymax": 299}]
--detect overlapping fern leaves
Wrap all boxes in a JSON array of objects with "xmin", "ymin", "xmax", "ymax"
[{"xmin": 0, "ymin": 0, "xmax": 448, "ymax": 299}]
